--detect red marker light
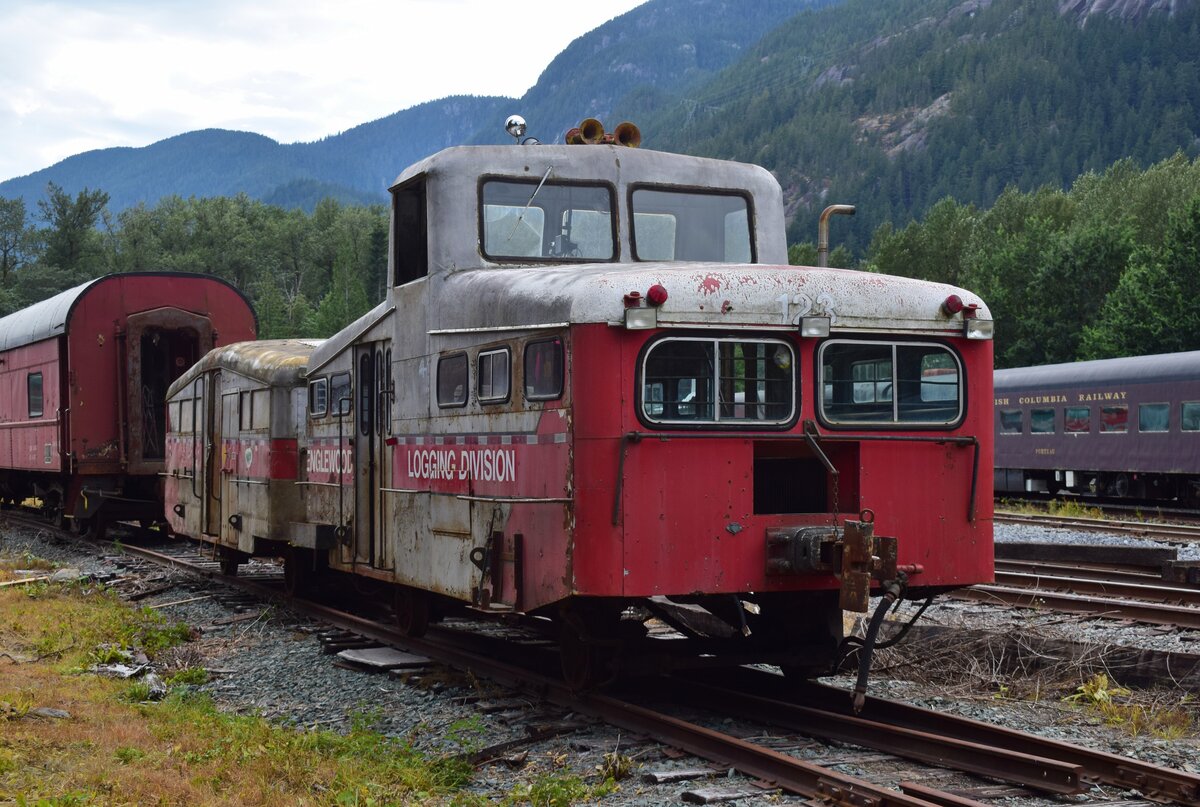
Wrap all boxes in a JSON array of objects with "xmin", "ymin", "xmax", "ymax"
[
  {"xmin": 941, "ymin": 294, "xmax": 964, "ymax": 316},
  {"xmin": 646, "ymin": 284, "xmax": 669, "ymax": 307}
]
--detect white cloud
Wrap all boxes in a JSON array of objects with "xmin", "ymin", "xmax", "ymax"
[{"xmin": 0, "ymin": 0, "xmax": 646, "ymax": 181}]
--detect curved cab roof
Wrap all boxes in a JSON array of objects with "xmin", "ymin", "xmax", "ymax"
[
  {"xmin": 168, "ymin": 339, "xmax": 325, "ymax": 398},
  {"xmin": 394, "ymin": 144, "xmax": 791, "ymax": 272}
]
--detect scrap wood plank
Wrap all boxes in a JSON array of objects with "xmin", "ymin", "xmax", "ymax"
[{"xmin": 0, "ymin": 576, "xmax": 51, "ymax": 588}]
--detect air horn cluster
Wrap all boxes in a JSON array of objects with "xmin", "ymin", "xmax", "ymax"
[{"xmin": 564, "ymin": 118, "xmax": 641, "ymax": 148}]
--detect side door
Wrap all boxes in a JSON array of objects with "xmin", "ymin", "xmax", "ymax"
[
  {"xmin": 201, "ymin": 372, "xmax": 222, "ymax": 537},
  {"xmin": 353, "ymin": 342, "xmax": 392, "ymax": 569},
  {"xmin": 218, "ymin": 391, "xmax": 240, "ymax": 545}
]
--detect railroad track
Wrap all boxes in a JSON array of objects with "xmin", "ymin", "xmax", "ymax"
[
  {"xmin": 15, "ymin": 519, "xmax": 1198, "ymax": 807},
  {"xmin": 994, "ymin": 510, "xmax": 1200, "ymax": 543}
]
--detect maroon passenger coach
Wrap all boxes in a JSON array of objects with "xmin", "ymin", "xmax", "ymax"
[
  {"xmin": 995, "ymin": 351, "xmax": 1200, "ymax": 501},
  {"xmin": 0, "ymin": 272, "xmax": 256, "ymax": 532}
]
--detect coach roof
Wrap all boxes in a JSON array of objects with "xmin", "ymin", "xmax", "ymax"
[
  {"xmin": 168, "ymin": 339, "xmax": 325, "ymax": 399},
  {"xmin": 996, "ymin": 351, "xmax": 1200, "ymax": 392},
  {"xmin": 0, "ymin": 278, "xmax": 101, "ymax": 351}
]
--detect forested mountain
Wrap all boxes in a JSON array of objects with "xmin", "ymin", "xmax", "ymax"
[
  {"xmin": 646, "ymin": 0, "xmax": 1200, "ymax": 249},
  {"xmin": 0, "ymin": 97, "xmax": 510, "ymax": 213},
  {"xmin": 3, "ymin": 0, "xmax": 1195, "ymax": 245},
  {"xmin": 0, "ymin": 0, "xmax": 826, "ymax": 212}
]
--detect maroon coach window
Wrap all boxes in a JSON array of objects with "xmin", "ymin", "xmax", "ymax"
[
  {"xmin": 28, "ymin": 372, "xmax": 43, "ymax": 418},
  {"xmin": 1100, "ymin": 405, "xmax": 1128, "ymax": 433},
  {"xmin": 998, "ymin": 409, "xmax": 1022, "ymax": 434},
  {"xmin": 1064, "ymin": 406, "xmax": 1091, "ymax": 433},
  {"xmin": 1030, "ymin": 408, "xmax": 1055, "ymax": 433}
]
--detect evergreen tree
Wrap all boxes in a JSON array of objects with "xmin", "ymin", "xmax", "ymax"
[{"xmin": 1080, "ymin": 197, "xmax": 1200, "ymax": 359}]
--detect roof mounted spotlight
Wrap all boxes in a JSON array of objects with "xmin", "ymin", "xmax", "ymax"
[
  {"xmin": 505, "ymin": 115, "xmax": 526, "ymax": 139},
  {"xmin": 505, "ymin": 115, "xmax": 540, "ymax": 145}
]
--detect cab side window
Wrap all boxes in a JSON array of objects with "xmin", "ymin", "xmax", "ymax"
[
  {"xmin": 438, "ymin": 354, "xmax": 468, "ymax": 407},
  {"xmin": 330, "ymin": 373, "xmax": 352, "ymax": 416},
  {"xmin": 309, "ymin": 378, "xmax": 328, "ymax": 417},
  {"xmin": 524, "ymin": 338, "xmax": 563, "ymax": 400}
]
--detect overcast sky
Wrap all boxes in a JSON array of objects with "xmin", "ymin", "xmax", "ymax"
[{"xmin": 0, "ymin": 0, "xmax": 647, "ymax": 182}]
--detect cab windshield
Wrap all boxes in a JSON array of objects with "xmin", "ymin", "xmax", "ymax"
[
  {"xmin": 482, "ymin": 180, "xmax": 614, "ymax": 261},
  {"xmin": 632, "ymin": 188, "xmax": 752, "ymax": 262}
]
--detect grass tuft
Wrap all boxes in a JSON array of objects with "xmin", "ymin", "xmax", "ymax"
[{"xmin": 0, "ymin": 557, "xmax": 484, "ymax": 805}]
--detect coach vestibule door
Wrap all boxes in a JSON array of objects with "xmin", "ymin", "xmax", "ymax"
[
  {"xmin": 201, "ymin": 373, "xmax": 222, "ymax": 538},
  {"xmin": 218, "ymin": 391, "xmax": 240, "ymax": 546},
  {"xmin": 353, "ymin": 342, "xmax": 390, "ymax": 569}
]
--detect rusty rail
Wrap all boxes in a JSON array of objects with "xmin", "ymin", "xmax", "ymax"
[
  {"xmin": 655, "ymin": 678, "xmax": 1082, "ymax": 795},
  {"xmin": 991, "ymin": 569, "xmax": 1200, "ymax": 607},
  {"xmin": 723, "ymin": 670, "xmax": 1200, "ymax": 805},
  {"xmin": 995, "ymin": 558, "xmax": 1165, "ymax": 585},
  {"xmin": 953, "ymin": 584, "xmax": 1200, "ymax": 630}
]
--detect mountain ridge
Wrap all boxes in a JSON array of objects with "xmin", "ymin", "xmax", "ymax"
[{"xmin": 1, "ymin": 0, "xmax": 1195, "ymax": 253}]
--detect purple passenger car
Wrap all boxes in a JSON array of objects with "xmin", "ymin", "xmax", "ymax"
[{"xmin": 995, "ymin": 351, "xmax": 1200, "ymax": 501}]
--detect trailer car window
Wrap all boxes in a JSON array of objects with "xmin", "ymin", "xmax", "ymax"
[
  {"xmin": 820, "ymin": 342, "xmax": 961, "ymax": 426},
  {"xmin": 1183, "ymin": 402, "xmax": 1200, "ymax": 431},
  {"xmin": 239, "ymin": 391, "xmax": 251, "ymax": 430},
  {"xmin": 27, "ymin": 372, "xmax": 43, "ymax": 418},
  {"xmin": 481, "ymin": 181, "xmax": 613, "ymax": 261},
  {"xmin": 1100, "ymin": 405, "xmax": 1128, "ymax": 433},
  {"xmin": 181, "ymin": 399, "xmax": 195, "ymax": 433},
  {"xmin": 999, "ymin": 410, "xmax": 1022, "ymax": 434},
  {"xmin": 631, "ymin": 188, "xmax": 751, "ymax": 263},
  {"xmin": 1064, "ymin": 406, "xmax": 1091, "ymax": 433},
  {"xmin": 1031, "ymin": 408, "xmax": 1055, "ymax": 433},
  {"xmin": 1139, "ymin": 403, "xmax": 1168, "ymax": 432},
  {"xmin": 437, "ymin": 354, "xmax": 468, "ymax": 408},
  {"xmin": 255, "ymin": 390, "xmax": 269, "ymax": 429},
  {"xmin": 309, "ymin": 378, "xmax": 328, "ymax": 418},
  {"xmin": 330, "ymin": 373, "xmax": 351, "ymax": 416},
  {"xmin": 641, "ymin": 337, "xmax": 794, "ymax": 426},
  {"xmin": 478, "ymin": 349, "xmax": 510, "ymax": 403},
  {"xmin": 525, "ymin": 338, "xmax": 563, "ymax": 401}
]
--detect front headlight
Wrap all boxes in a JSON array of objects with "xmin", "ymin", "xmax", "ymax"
[
  {"xmin": 965, "ymin": 319, "xmax": 994, "ymax": 340},
  {"xmin": 624, "ymin": 307, "xmax": 657, "ymax": 330}
]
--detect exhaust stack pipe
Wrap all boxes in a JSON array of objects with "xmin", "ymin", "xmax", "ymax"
[{"xmin": 817, "ymin": 204, "xmax": 856, "ymax": 268}]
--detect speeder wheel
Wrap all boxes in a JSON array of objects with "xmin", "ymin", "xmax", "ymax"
[{"xmin": 394, "ymin": 585, "xmax": 430, "ymax": 638}]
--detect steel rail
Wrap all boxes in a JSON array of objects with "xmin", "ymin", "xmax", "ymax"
[
  {"xmin": 654, "ymin": 678, "xmax": 1082, "ymax": 795},
  {"xmin": 995, "ymin": 511, "xmax": 1200, "ymax": 542},
  {"xmin": 952, "ymin": 584, "xmax": 1200, "ymax": 630},
  {"xmin": 719, "ymin": 669, "xmax": 1200, "ymax": 806},
  {"xmin": 995, "ymin": 559, "xmax": 1165, "ymax": 585},
  {"xmin": 992, "ymin": 570, "xmax": 1200, "ymax": 607}
]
